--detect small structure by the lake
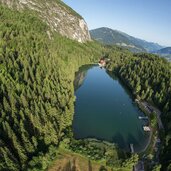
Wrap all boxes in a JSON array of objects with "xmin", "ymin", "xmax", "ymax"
[
  {"xmin": 130, "ymin": 144, "xmax": 134, "ymax": 153},
  {"xmin": 139, "ymin": 116, "xmax": 148, "ymax": 120},
  {"xmin": 98, "ymin": 58, "xmax": 106, "ymax": 67},
  {"xmin": 143, "ymin": 126, "xmax": 150, "ymax": 132},
  {"xmin": 98, "ymin": 57, "xmax": 110, "ymax": 67}
]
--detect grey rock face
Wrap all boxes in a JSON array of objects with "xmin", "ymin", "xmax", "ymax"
[{"xmin": 0, "ymin": 0, "xmax": 91, "ymax": 43}]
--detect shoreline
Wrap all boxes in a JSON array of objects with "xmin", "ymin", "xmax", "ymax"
[{"xmin": 135, "ymin": 99, "xmax": 163, "ymax": 158}]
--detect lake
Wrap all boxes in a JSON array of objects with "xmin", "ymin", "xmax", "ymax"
[{"xmin": 73, "ymin": 65, "xmax": 150, "ymax": 152}]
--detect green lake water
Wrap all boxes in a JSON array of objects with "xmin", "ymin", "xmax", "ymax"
[{"xmin": 73, "ymin": 65, "xmax": 150, "ymax": 152}]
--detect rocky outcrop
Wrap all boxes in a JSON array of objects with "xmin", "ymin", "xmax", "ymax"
[{"xmin": 0, "ymin": 0, "xmax": 91, "ymax": 43}]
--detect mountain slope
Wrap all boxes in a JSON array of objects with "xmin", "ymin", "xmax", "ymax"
[
  {"xmin": 90, "ymin": 27, "xmax": 164, "ymax": 52},
  {"xmin": 0, "ymin": 3, "xmax": 101, "ymax": 170},
  {"xmin": 0, "ymin": 0, "xmax": 91, "ymax": 43}
]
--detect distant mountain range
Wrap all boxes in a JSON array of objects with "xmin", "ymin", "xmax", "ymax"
[
  {"xmin": 155, "ymin": 47, "xmax": 171, "ymax": 54},
  {"xmin": 90, "ymin": 27, "xmax": 164, "ymax": 53},
  {"xmin": 153, "ymin": 47, "xmax": 171, "ymax": 61}
]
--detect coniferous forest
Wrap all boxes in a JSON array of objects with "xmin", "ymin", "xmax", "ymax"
[
  {"xmin": 105, "ymin": 47, "xmax": 171, "ymax": 170},
  {"xmin": 0, "ymin": 2, "xmax": 171, "ymax": 171},
  {"xmin": 0, "ymin": 5, "xmax": 102, "ymax": 170}
]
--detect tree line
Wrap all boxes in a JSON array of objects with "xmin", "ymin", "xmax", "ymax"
[{"xmin": 106, "ymin": 46, "xmax": 171, "ymax": 171}]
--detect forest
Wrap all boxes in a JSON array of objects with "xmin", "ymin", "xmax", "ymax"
[
  {"xmin": 0, "ymin": 5, "xmax": 103, "ymax": 170},
  {"xmin": 0, "ymin": 3, "xmax": 171, "ymax": 171},
  {"xmin": 105, "ymin": 46, "xmax": 171, "ymax": 171}
]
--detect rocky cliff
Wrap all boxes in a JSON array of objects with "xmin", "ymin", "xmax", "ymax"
[{"xmin": 0, "ymin": 0, "xmax": 91, "ymax": 43}]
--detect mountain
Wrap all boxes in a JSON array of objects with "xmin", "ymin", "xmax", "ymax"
[
  {"xmin": 90, "ymin": 27, "xmax": 164, "ymax": 52},
  {"xmin": 0, "ymin": 0, "xmax": 91, "ymax": 43},
  {"xmin": 153, "ymin": 47, "xmax": 171, "ymax": 61},
  {"xmin": 155, "ymin": 47, "xmax": 171, "ymax": 54}
]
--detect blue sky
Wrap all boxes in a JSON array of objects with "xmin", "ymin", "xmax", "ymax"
[{"xmin": 63, "ymin": 0, "xmax": 171, "ymax": 46}]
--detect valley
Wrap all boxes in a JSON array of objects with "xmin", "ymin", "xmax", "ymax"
[{"xmin": 0, "ymin": 0, "xmax": 171, "ymax": 171}]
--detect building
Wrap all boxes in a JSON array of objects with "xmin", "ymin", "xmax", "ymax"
[{"xmin": 98, "ymin": 58, "xmax": 106, "ymax": 67}]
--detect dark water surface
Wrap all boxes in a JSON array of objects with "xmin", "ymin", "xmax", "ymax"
[{"xmin": 73, "ymin": 65, "xmax": 149, "ymax": 151}]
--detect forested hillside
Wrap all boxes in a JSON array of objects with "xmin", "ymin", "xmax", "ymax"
[
  {"xmin": 105, "ymin": 46, "xmax": 171, "ymax": 170},
  {"xmin": 1, "ymin": 1, "xmax": 171, "ymax": 171},
  {"xmin": 0, "ymin": 5, "xmax": 102, "ymax": 170}
]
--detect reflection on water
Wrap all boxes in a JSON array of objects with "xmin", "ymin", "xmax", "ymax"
[{"xmin": 74, "ymin": 65, "xmax": 93, "ymax": 91}]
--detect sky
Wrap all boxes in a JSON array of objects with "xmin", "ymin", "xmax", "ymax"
[{"xmin": 63, "ymin": 0, "xmax": 171, "ymax": 46}]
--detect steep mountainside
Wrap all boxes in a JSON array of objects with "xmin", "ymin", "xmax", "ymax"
[
  {"xmin": 0, "ymin": 2, "xmax": 101, "ymax": 170},
  {"xmin": 90, "ymin": 27, "xmax": 163, "ymax": 52},
  {"xmin": 0, "ymin": 0, "xmax": 91, "ymax": 43}
]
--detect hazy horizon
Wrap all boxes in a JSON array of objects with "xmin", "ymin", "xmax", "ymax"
[{"xmin": 63, "ymin": 0, "xmax": 171, "ymax": 47}]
